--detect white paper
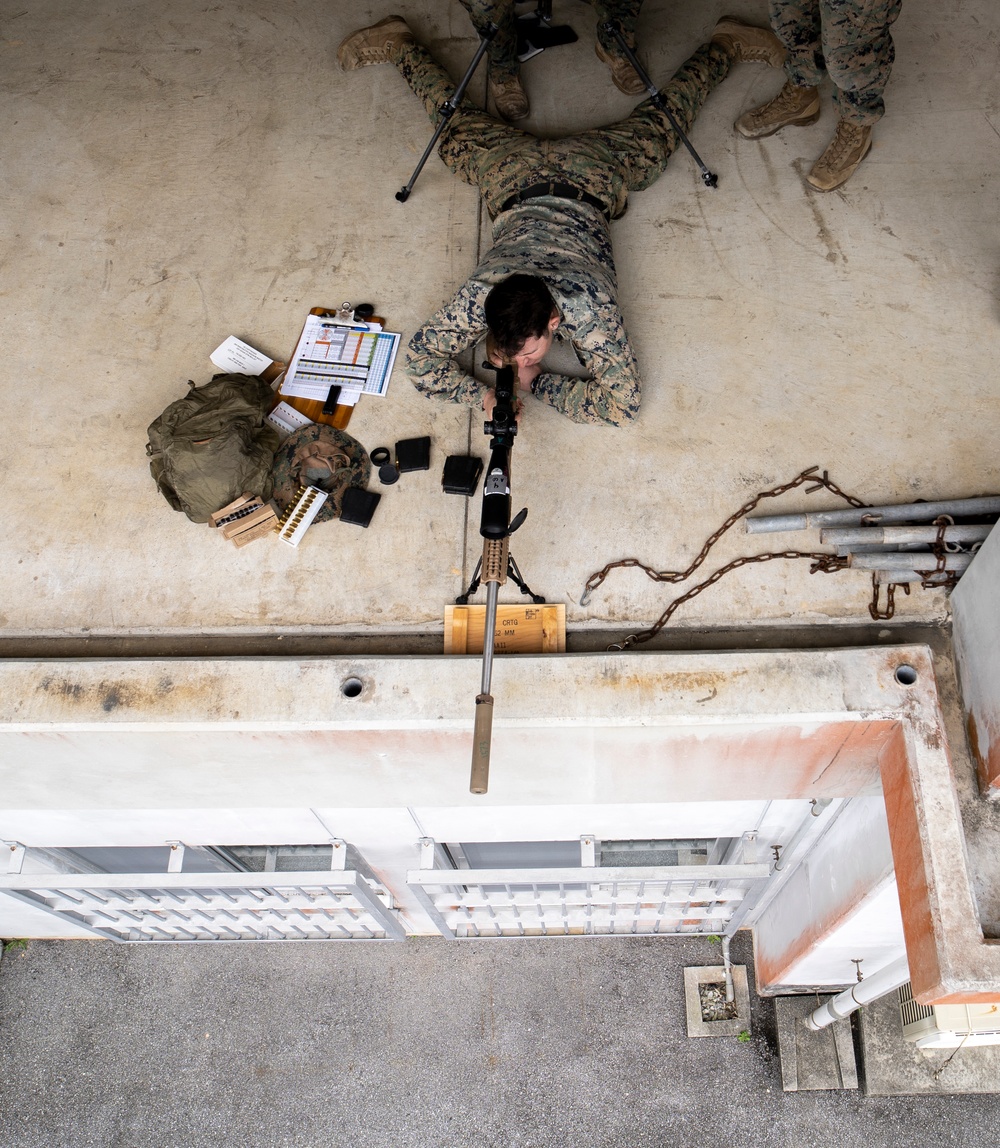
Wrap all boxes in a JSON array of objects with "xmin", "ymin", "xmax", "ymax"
[{"xmin": 210, "ymin": 336, "xmax": 274, "ymax": 376}]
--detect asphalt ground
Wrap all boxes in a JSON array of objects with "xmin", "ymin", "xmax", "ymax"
[{"xmin": 0, "ymin": 936, "xmax": 995, "ymax": 1147}]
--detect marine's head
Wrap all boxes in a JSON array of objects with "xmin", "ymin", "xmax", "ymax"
[{"xmin": 484, "ymin": 274, "xmax": 561, "ymax": 371}]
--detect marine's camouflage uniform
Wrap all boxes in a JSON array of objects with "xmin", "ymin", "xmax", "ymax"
[
  {"xmin": 771, "ymin": 0, "xmax": 902, "ymax": 124},
  {"xmin": 397, "ymin": 38, "xmax": 731, "ymax": 427},
  {"xmin": 459, "ymin": 0, "xmax": 644, "ymax": 81}
]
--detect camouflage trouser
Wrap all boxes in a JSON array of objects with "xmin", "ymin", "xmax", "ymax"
[
  {"xmin": 458, "ymin": 0, "xmax": 645, "ymax": 79},
  {"xmin": 771, "ymin": 0, "xmax": 903, "ymax": 124},
  {"xmin": 392, "ymin": 37, "xmax": 730, "ymax": 219}
]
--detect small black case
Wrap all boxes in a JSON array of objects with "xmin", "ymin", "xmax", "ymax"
[
  {"xmin": 340, "ymin": 486, "xmax": 381, "ymax": 528},
  {"xmin": 442, "ymin": 455, "xmax": 483, "ymax": 496},
  {"xmin": 395, "ymin": 435, "xmax": 431, "ymax": 473}
]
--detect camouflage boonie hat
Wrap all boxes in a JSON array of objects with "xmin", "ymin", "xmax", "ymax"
[{"xmin": 271, "ymin": 425, "xmax": 371, "ymax": 523}]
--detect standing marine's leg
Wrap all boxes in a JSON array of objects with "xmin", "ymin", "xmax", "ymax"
[
  {"xmin": 820, "ymin": 0, "xmax": 902, "ymax": 125},
  {"xmin": 457, "ymin": 0, "xmax": 530, "ymax": 120},
  {"xmin": 592, "ymin": 0, "xmax": 646, "ymax": 95},
  {"xmin": 770, "ymin": 0, "xmax": 825, "ymax": 89},
  {"xmin": 458, "ymin": 0, "xmax": 520, "ymax": 78},
  {"xmin": 338, "ymin": 18, "xmax": 535, "ymax": 202},
  {"xmin": 563, "ymin": 21, "xmax": 783, "ymax": 215},
  {"xmin": 593, "ymin": 0, "xmax": 643, "ymax": 46},
  {"xmin": 806, "ymin": 0, "xmax": 902, "ymax": 190},
  {"xmin": 734, "ymin": 0, "xmax": 822, "ymax": 139}
]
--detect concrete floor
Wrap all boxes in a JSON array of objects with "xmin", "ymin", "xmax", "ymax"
[
  {"xmin": 2, "ymin": 0, "xmax": 998, "ymax": 642},
  {"xmin": 2, "ymin": 936, "xmax": 1000, "ymax": 1148}
]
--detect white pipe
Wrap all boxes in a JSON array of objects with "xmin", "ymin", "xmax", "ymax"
[
  {"xmin": 805, "ymin": 956, "xmax": 910, "ymax": 1031},
  {"xmin": 772, "ymin": 799, "xmax": 832, "ymax": 871},
  {"xmin": 834, "ymin": 543, "xmax": 929, "ymax": 556},
  {"xmin": 722, "ymin": 935, "xmax": 734, "ymax": 1003}
]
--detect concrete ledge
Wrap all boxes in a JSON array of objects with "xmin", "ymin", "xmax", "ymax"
[{"xmin": 3, "ymin": 646, "xmax": 999, "ymax": 1002}]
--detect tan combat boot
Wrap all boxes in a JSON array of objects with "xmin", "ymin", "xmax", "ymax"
[
  {"xmin": 807, "ymin": 120, "xmax": 873, "ymax": 191},
  {"xmin": 734, "ymin": 80, "xmax": 821, "ymax": 139},
  {"xmin": 595, "ymin": 41, "xmax": 646, "ymax": 96},
  {"xmin": 490, "ymin": 73, "xmax": 530, "ymax": 121},
  {"xmin": 337, "ymin": 15, "xmax": 413, "ymax": 70},
  {"xmin": 711, "ymin": 16, "xmax": 786, "ymax": 67}
]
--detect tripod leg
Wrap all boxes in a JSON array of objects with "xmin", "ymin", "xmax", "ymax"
[
  {"xmin": 517, "ymin": 1, "xmax": 577, "ymax": 59},
  {"xmin": 396, "ymin": 25, "xmax": 497, "ymax": 203},
  {"xmin": 600, "ymin": 22, "xmax": 718, "ymax": 189},
  {"xmin": 506, "ymin": 553, "xmax": 546, "ymax": 604}
]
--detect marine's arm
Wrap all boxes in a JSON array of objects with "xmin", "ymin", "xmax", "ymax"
[
  {"xmin": 406, "ymin": 284, "xmax": 488, "ymax": 409},
  {"xmin": 531, "ymin": 304, "xmax": 641, "ymax": 428}
]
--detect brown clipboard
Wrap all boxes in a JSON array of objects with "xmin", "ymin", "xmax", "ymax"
[{"xmin": 272, "ymin": 306, "xmax": 387, "ymax": 431}]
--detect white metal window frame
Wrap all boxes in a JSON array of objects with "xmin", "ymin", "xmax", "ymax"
[
  {"xmin": 408, "ymin": 837, "xmax": 770, "ymax": 939},
  {"xmin": 0, "ymin": 840, "xmax": 404, "ymax": 942}
]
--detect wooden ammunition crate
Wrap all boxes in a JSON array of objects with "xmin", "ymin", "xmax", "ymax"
[{"xmin": 444, "ymin": 604, "xmax": 565, "ymax": 655}]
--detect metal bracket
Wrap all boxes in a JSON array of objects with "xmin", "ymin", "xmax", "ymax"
[{"xmin": 4, "ymin": 842, "xmax": 25, "ymax": 875}]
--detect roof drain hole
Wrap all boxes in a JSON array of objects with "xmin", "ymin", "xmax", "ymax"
[
  {"xmin": 894, "ymin": 664, "xmax": 918, "ymax": 687},
  {"xmin": 340, "ymin": 677, "xmax": 364, "ymax": 698}
]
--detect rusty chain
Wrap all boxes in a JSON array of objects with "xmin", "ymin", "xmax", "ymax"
[
  {"xmin": 869, "ymin": 515, "xmax": 964, "ymax": 620},
  {"xmin": 580, "ymin": 465, "xmax": 869, "ymax": 650},
  {"xmin": 868, "ymin": 575, "xmax": 909, "ymax": 621},
  {"xmin": 607, "ymin": 550, "xmax": 850, "ymax": 650},
  {"xmin": 582, "ymin": 465, "xmax": 865, "ymax": 603}
]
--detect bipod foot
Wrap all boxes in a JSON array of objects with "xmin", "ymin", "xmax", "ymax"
[
  {"xmin": 508, "ymin": 553, "xmax": 545, "ymax": 604},
  {"xmin": 456, "ymin": 557, "xmax": 483, "ymax": 605}
]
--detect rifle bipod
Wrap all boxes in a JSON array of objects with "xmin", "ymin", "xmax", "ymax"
[{"xmin": 456, "ymin": 548, "xmax": 545, "ymax": 606}]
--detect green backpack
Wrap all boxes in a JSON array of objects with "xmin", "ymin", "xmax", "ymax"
[{"xmin": 146, "ymin": 373, "xmax": 280, "ymax": 523}]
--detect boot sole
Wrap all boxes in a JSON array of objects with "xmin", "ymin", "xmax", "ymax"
[{"xmin": 734, "ymin": 106, "xmax": 820, "ymax": 140}]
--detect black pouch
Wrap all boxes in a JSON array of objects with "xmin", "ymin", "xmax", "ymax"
[
  {"xmin": 340, "ymin": 486, "xmax": 381, "ymax": 528},
  {"xmin": 442, "ymin": 455, "xmax": 483, "ymax": 496},
  {"xmin": 396, "ymin": 436, "xmax": 431, "ymax": 472},
  {"xmin": 337, "ymin": 486, "xmax": 381, "ymax": 525}
]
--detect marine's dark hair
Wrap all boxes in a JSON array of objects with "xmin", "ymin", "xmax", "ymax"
[{"xmin": 484, "ymin": 274, "xmax": 557, "ymax": 359}]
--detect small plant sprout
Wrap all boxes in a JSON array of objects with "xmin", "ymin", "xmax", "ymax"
[{"xmin": 737, "ymin": 1029, "xmax": 751, "ymax": 1044}]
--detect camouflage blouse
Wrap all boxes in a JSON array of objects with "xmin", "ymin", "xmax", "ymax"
[{"xmin": 405, "ymin": 198, "xmax": 641, "ymax": 428}]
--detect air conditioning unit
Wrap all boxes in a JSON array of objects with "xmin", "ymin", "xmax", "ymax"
[{"xmin": 898, "ymin": 983, "xmax": 1000, "ymax": 1049}]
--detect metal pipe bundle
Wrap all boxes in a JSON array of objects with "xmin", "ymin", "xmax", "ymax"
[
  {"xmin": 745, "ymin": 493, "xmax": 995, "ymax": 588},
  {"xmin": 746, "ymin": 496, "xmax": 1000, "ymax": 535}
]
